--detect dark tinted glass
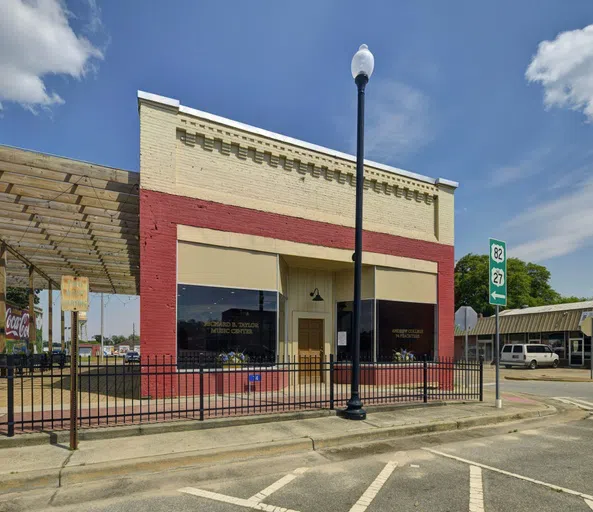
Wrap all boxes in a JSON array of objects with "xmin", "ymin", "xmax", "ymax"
[
  {"xmin": 502, "ymin": 346, "xmax": 512, "ymax": 353},
  {"xmin": 376, "ymin": 301, "xmax": 435, "ymax": 360},
  {"xmin": 336, "ymin": 300, "xmax": 374, "ymax": 362},
  {"xmin": 177, "ymin": 285, "xmax": 277, "ymax": 364},
  {"xmin": 512, "ymin": 345, "xmax": 523, "ymax": 353}
]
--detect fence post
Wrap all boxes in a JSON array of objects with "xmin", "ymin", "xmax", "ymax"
[
  {"xmin": 479, "ymin": 356, "xmax": 484, "ymax": 402},
  {"xmin": 199, "ymin": 365, "xmax": 204, "ymax": 421},
  {"xmin": 423, "ymin": 357, "xmax": 428, "ymax": 403},
  {"xmin": 7, "ymin": 355, "xmax": 14, "ymax": 437},
  {"xmin": 329, "ymin": 354, "xmax": 334, "ymax": 410}
]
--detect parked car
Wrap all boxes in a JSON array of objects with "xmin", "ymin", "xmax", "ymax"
[
  {"xmin": 501, "ymin": 344, "xmax": 559, "ymax": 369},
  {"xmin": 124, "ymin": 351, "xmax": 140, "ymax": 364}
]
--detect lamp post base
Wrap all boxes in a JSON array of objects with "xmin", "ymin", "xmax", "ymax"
[{"xmin": 339, "ymin": 398, "xmax": 367, "ymax": 420}]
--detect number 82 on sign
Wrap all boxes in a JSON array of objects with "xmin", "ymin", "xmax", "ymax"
[{"xmin": 489, "ymin": 238, "xmax": 507, "ymax": 307}]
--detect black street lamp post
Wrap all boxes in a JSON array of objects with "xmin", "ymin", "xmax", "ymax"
[{"xmin": 342, "ymin": 44, "xmax": 374, "ymax": 421}]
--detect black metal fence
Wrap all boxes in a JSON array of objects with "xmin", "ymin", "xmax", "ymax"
[{"xmin": 0, "ymin": 355, "xmax": 483, "ymax": 436}]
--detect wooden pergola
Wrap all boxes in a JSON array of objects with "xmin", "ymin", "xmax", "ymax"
[{"xmin": 0, "ymin": 145, "xmax": 139, "ymax": 353}]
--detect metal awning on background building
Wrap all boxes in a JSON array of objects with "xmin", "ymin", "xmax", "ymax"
[
  {"xmin": 0, "ymin": 145, "xmax": 139, "ymax": 295},
  {"xmin": 455, "ymin": 301, "xmax": 593, "ymax": 336}
]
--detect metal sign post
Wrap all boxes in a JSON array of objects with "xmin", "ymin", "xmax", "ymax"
[
  {"xmin": 455, "ymin": 305, "xmax": 478, "ymax": 389},
  {"xmin": 70, "ymin": 311, "xmax": 79, "ymax": 450},
  {"xmin": 455, "ymin": 306, "xmax": 478, "ymax": 360},
  {"xmin": 61, "ymin": 276, "xmax": 89, "ymax": 451},
  {"xmin": 489, "ymin": 238, "xmax": 507, "ymax": 409}
]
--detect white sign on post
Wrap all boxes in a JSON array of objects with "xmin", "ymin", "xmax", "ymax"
[
  {"xmin": 582, "ymin": 316, "xmax": 593, "ymax": 338},
  {"xmin": 337, "ymin": 331, "xmax": 347, "ymax": 346}
]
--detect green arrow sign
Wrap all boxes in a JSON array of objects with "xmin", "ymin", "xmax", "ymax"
[{"xmin": 489, "ymin": 238, "xmax": 507, "ymax": 307}]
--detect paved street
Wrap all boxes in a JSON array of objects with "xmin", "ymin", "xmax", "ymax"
[
  {"xmin": 3, "ymin": 402, "xmax": 592, "ymax": 512},
  {"xmin": 486, "ymin": 367, "xmax": 593, "ymax": 409}
]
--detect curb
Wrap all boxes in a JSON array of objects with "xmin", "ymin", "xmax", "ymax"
[
  {"xmin": 0, "ymin": 409, "xmax": 336, "ymax": 450},
  {"xmin": 0, "ymin": 402, "xmax": 448, "ymax": 450},
  {"xmin": 0, "ymin": 404, "xmax": 555, "ymax": 495},
  {"xmin": 505, "ymin": 376, "xmax": 593, "ymax": 383}
]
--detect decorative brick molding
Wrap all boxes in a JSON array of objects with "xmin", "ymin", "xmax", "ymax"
[{"xmin": 176, "ymin": 126, "xmax": 436, "ymax": 206}]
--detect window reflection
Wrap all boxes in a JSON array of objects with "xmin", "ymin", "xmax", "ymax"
[
  {"xmin": 177, "ymin": 285, "xmax": 277, "ymax": 365},
  {"xmin": 336, "ymin": 300, "xmax": 374, "ymax": 362},
  {"xmin": 376, "ymin": 300, "xmax": 435, "ymax": 360}
]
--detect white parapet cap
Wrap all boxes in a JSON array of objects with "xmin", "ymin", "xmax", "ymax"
[{"xmin": 137, "ymin": 90, "xmax": 459, "ymax": 189}]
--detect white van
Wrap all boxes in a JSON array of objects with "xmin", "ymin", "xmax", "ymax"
[{"xmin": 501, "ymin": 344, "xmax": 559, "ymax": 369}]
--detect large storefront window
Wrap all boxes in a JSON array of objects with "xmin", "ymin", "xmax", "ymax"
[
  {"xmin": 177, "ymin": 285, "xmax": 277, "ymax": 364},
  {"xmin": 336, "ymin": 300, "xmax": 374, "ymax": 361},
  {"xmin": 376, "ymin": 301, "xmax": 435, "ymax": 361}
]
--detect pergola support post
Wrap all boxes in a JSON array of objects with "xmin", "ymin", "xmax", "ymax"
[
  {"xmin": 0, "ymin": 243, "xmax": 6, "ymax": 355},
  {"xmin": 61, "ymin": 310, "xmax": 65, "ymax": 352},
  {"xmin": 48, "ymin": 281, "xmax": 53, "ymax": 353},
  {"xmin": 28, "ymin": 266, "xmax": 35, "ymax": 355}
]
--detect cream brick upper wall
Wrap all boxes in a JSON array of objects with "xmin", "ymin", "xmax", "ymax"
[{"xmin": 139, "ymin": 99, "xmax": 455, "ymax": 245}]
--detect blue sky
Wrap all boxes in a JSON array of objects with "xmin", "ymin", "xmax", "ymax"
[{"xmin": 2, "ymin": 0, "xmax": 593, "ymax": 339}]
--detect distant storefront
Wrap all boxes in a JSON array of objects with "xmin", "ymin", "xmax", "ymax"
[
  {"xmin": 138, "ymin": 91, "xmax": 458, "ymax": 369},
  {"xmin": 455, "ymin": 301, "xmax": 593, "ymax": 367}
]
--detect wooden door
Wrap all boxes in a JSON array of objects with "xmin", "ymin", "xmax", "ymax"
[{"xmin": 298, "ymin": 319, "xmax": 324, "ymax": 383}]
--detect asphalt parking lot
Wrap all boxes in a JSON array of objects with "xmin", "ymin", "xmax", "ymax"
[{"xmin": 14, "ymin": 408, "xmax": 593, "ymax": 512}]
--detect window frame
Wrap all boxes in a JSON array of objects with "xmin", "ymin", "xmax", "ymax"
[{"xmin": 176, "ymin": 282, "xmax": 279, "ymax": 367}]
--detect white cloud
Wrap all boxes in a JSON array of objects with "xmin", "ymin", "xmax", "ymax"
[
  {"xmin": 526, "ymin": 24, "xmax": 593, "ymax": 121},
  {"xmin": 489, "ymin": 147, "xmax": 551, "ymax": 187},
  {"xmin": 506, "ymin": 175, "xmax": 593, "ymax": 261},
  {"xmin": 0, "ymin": 0, "xmax": 104, "ymax": 112},
  {"xmin": 362, "ymin": 80, "xmax": 432, "ymax": 163}
]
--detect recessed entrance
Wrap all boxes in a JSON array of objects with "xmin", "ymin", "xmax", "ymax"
[{"xmin": 298, "ymin": 318, "xmax": 324, "ymax": 383}]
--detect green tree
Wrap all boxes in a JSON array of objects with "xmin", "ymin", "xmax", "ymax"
[
  {"xmin": 455, "ymin": 253, "xmax": 589, "ymax": 316},
  {"xmin": 7, "ymin": 287, "xmax": 40, "ymax": 309},
  {"xmin": 110, "ymin": 335, "xmax": 128, "ymax": 345}
]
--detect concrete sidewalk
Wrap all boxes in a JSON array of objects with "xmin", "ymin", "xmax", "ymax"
[
  {"xmin": 0, "ymin": 392, "xmax": 554, "ymax": 495},
  {"xmin": 483, "ymin": 366, "xmax": 593, "ymax": 383}
]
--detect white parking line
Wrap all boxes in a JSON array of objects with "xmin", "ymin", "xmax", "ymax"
[
  {"xmin": 179, "ymin": 487, "xmax": 302, "ymax": 512},
  {"xmin": 567, "ymin": 398, "xmax": 593, "ymax": 409},
  {"xmin": 552, "ymin": 397, "xmax": 593, "ymax": 411},
  {"xmin": 469, "ymin": 466, "xmax": 484, "ymax": 512},
  {"xmin": 249, "ymin": 468, "xmax": 308, "ymax": 503},
  {"xmin": 423, "ymin": 448, "xmax": 593, "ymax": 501},
  {"xmin": 348, "ymin": 461, "xmax": 398, "ymax": 512},
  {"xmin": 586, "ymin": 498, "xmax": 593, "ymax": 510}
]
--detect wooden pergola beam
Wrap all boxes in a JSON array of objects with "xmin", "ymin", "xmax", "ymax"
[
  {"xmin": 0, "ymin": 182, "xmax": 138, "ymax": 214},
  {"xmin": 0, "ymin": 146, "xmax": 139, "ymax": 186},
  {"xmin": 7, "ymin": 242, "xmax": 139, "ymax": 260},
  {"xmin": 0, "ymin": 219, "xmax": 139, "ymax": 242},
  {"xmin": 0, "ymin": 239, "xmax": 60, "ymax": 289},
  {"xmin": 0, "ymin": 146, "xmax": 140, "ymax": 296},
  {"xmin": 1, "ymin": 207, "xmax": 138, "ymax": 236},
  {"xmin": 0, "ymin": 228, "xmax": 138, "ymax": 249},
  {"xmin": 0, "ymin": 192, "xmax": 139, "ymax": 225},
  {"xmin": 0, "ymin": 159, "xmax": 139, "ymax": 195}
]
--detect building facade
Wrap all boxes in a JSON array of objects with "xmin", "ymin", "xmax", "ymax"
[
  {"xmin": 138, "ymin": 91, "xmax": 458, "ymax": 367},
  {"xmin": 454, "ymin": 301, "xmax": 593, "ymax": 367}
]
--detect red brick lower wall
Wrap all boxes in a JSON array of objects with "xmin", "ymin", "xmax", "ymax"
[
  {"xmin": 142, "ymin": 368, "xmax": 288, "ymax": 399},
  {"xmin": 140, "ymin": 189, "xmax": 455, "ymax": 394},
  {"xmin": 334, "ymin": 363, "xmax": 454, "ymax": 390}
]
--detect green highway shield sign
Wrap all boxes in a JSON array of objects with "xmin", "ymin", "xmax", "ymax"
[{"xmin": 489, "ymin": 238, "xmax": 507, "ymax": 307}]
